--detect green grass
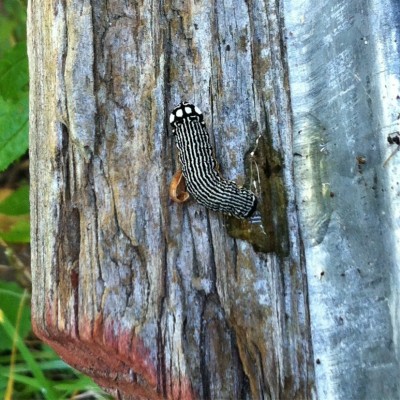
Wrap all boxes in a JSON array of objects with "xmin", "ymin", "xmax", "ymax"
[{"xmin": 0, "ymin": 289, "xmax": 111, "ymax": 399}]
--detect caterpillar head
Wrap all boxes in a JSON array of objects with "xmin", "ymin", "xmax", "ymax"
[{"xmin": 169, "ymin": 102, "xmax": 204, "ymax": 133}]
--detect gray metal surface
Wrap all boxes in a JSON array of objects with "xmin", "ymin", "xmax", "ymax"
[{"xmin": 284, "ymin": 0, "xmax": 400, "ymax": 398}]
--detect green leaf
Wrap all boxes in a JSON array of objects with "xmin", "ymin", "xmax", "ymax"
[
  {"xmin": 0, "ymin": 0, "xmax": 27, "ymax": 58},
  {"xmin": 0, "ymin": 17, "xmax": 17, "ymax": 57},
  {"xmin": 0, "ymin": 42, "xmax": 28, "ymax": 101},
  {"xmin": 0, "ymin": 216, "xmax": 30, "ymax": 243},
  {"xmin": 0, "ymin": 185, "xmax": 29, "ymax": 215},
  {"xmin": 0, "ymin": 95, "xmax": 28, "ymax": 172},
  {"xmin": 0, "ymin": 282, "xmax": 31, "ymax": 352}
]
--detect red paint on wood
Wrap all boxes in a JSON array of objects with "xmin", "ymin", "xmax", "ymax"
[{"xmin": 32, "ymin": 301, "xmax": 196, "ymax": 399}]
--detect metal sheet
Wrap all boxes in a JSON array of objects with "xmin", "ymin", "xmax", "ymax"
[{"xmin": 284, "ymin": 0, "xmax": 400, "ymax": 398}]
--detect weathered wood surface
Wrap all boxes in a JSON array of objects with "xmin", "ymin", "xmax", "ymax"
[
  {"xmin": 29, "ymin": 0, "xmax": 400, "ymax": 399},
  {"xmin": 29, "ymin": 0, "xmax": 313, "ymax": 399}
]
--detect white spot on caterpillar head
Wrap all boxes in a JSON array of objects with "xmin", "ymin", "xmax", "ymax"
[
  {"xmin": 170, "ymin": 114, "xmax": 175, "ymax": 123},
  {"xmin": 194, "ymin": 106, "xmax": 202, "ymax": 115},
  {"xmin": 176, "ymin": 109, "xmax": 183, "ymax": 118},
  {"xmin": 185, "ymin": 107, "xmax": 192, "ymax": 114}
]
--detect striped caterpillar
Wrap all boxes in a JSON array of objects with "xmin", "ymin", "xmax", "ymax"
[{"xmin": 169, "ymin": 102, "xmax": 257, "ymax": 219}]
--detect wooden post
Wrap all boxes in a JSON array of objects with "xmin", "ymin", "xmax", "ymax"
[{"xmin": 28, "ymin": 0, "xmax": 314, "ymax": 398}]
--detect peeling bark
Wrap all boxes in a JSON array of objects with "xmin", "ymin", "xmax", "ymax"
[{"xmin": 29, "ymin": 0, "xmax": 314, "ymax": 399}]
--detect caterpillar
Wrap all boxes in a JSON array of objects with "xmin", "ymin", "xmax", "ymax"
[{"xmin": 169, "ymin": 102, "xmax": 257, "ymax": 219}]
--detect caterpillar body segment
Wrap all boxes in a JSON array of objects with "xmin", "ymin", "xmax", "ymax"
[{"xmin": 169, "ymin": 102, "xmax": 257, "ymax": 219}]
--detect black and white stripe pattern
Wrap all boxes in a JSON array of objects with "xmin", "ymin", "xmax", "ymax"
[{"xmin": 169, "ymin": 102, "xmax": 257, "ymax": 219}]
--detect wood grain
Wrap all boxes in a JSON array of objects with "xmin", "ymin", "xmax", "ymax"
[{"xmin": 28, "ymin": 0, "xmax": 314, "ymax": 398}]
